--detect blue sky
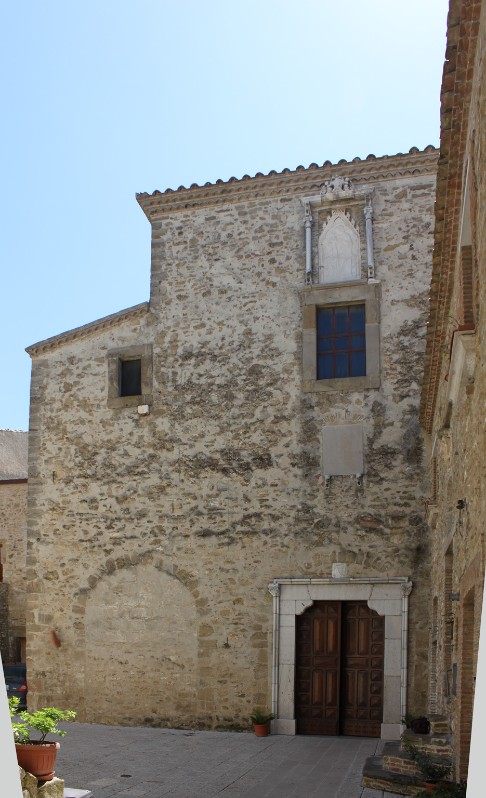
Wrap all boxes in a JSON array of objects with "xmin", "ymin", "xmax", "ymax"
[{"xmin": 1, "ymin": 0, "xmax": 448, "ymax": 431}]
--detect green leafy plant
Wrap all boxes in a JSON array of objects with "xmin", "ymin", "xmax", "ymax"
[
  {"xmin": 415, "ymin": 782, "xmax": 466, "ymax": 798},
  {"xmin": 9, "ymin": 696, "xmax": 76, "ymax": 743},
  {"xmin": 401, "ymin": 712, "xmax": 416, "ymax": 729},
  {"xmin": 402, "ymin": 736, "xmax": 451, "ymax": 783},
  {"xmin": 250, "ymin": 709, "xmax": 276, "ymax": 725}
]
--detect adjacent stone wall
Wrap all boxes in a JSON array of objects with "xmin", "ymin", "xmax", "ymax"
[
  {"xmin": 0, "ymin": 480, "xmax": 27, "ymax": 661},
  {"xmin": 26, "ymin": 154, "xmax": 436, "ymax": 729},
  {"xmin": 421, "ymin": 0, "xmax": 486, "ymax": 779}
]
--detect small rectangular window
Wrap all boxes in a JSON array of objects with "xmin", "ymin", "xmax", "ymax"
[
  {"xmin": 317, "ymin": 304, "xmax": 366, "ymax": 380},
  {"xmin": 120, "ymin": 358, "xmax": 142, "ymax": 397},
  {"xmin": 107, "ymin": 344, "xmax": 152, "ymax": 408}
]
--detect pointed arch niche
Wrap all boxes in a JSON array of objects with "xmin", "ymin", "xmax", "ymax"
[
  {"xmin": 318, "ymin": 210, "xmax": 361, "ymax": 283},
  {"xmin": 268, "ymin": 576, "xmax": 412, "ymax": 740}
]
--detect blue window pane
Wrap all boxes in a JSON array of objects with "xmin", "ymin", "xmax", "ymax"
[
  {"xmin": 317, "ymin": 337, "xmax": 333, "ymax": 352},
  {"xmin": 318, "ymin": 354, "xmax": 333, "ymax": 379},
  {"xmin": 350, "ymin": 334, "xmax": 365, "ymax": 350},
  {"xmin": 349, "ymin": 304, "xmax": 365, "ymax": 333},
  {"xmin": 350, "ymin": 351, "xmax": 366, "ymax": 376},
  {"xmin": 335, "ymin": 307, "xmax": 348, "ymax": 334},
  {"xmin": 335, "ymin": 354, "xmax": 348, "ymax": 377},
  {"xmin": 317, "ymin": 308, "xmax": 333, "ymax": 335},
  {"xmin": 317, "ymin": 304, "xmax": 367, "ymax": 381}
]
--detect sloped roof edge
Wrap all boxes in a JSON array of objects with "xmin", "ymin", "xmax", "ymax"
[
  {"xmin": 137, "ymin": 146, "xmax": 438, "ymax": 219},
  {"xmin": 26, "ymin": 302, "xmax": 149, "ymax": 357}
]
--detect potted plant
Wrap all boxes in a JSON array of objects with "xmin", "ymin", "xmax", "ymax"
[
  {"xmin": 250, "ymin": 709, "xmax": 276, "ymax": 737},
  {"xmin": 9, "ymin": 696, "xmax": 76, "ymax": 780},
  {"xmin": 410, "ymin": 716, "xmax": 431, "ymax": 734}
]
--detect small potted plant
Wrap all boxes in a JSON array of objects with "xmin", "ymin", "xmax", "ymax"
[
  {"xmin": 250, "ymin": 709, "xmax": 276, "ymax": 737},
  {"xmin": 410, "ymin": 716, "xmax": 431, "ymax": 734},
  {"xmin": 9, "ymin": 696, "xmax": 76, "ymax": 780}
]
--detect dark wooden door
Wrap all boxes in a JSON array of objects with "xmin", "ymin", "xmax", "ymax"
[
  {"xmin": 295, "ymin": 601, "xmax": 342, "ymax": 735},
  {"xmin": 340, "ymin": 601, "xmax": 384, "ymax": 736},
  {"xmin": 295, "ymin": 600, "xmax": 384, "ymax": 737}
]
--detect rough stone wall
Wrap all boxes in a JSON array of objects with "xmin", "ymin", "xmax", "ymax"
[
  {"xmin": 26, "ymin": 159, "xmax": 436, "ymax": 728},
  {"xmin": 0, "ymin": 481, "xmax": 27, "ymax": 661},
  {"xmin": 422, "ymin": 0, "xmax": 486, "ymax": 779}
]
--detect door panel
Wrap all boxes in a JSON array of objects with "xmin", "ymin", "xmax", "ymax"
[
  {"xmin": 295, "ymin": 600, "xmax": 384, "ymax": 737},
  {"xmin": 295, "ymin": 601, "xmax": 341, "ymax": 734}
]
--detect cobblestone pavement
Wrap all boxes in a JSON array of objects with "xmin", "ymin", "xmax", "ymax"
[{"xmin": 56, "ymin": 723, "xmax": 404, "ymax": 798}]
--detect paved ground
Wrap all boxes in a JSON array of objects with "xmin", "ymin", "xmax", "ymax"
[{"xmin": 56, "ymin": 723, "xmax": 403, "ymax": 798}]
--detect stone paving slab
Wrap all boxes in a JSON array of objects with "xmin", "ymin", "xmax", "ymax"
[{"xmin": 55, "ymin": 722, "xmax": 402, "ymax": 798}]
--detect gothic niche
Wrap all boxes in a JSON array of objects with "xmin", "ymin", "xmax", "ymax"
[{"xmin": 318, "ymin": 210, "xmax": 361, "ymax": 284}]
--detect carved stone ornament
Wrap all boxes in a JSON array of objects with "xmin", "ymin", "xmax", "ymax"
[
  {"xmin": 268, "ymin": 581, "xmax": 280, "ymax": 598},
  {"xmin": 320, "ymin": 175, "xmax": 353, "ymax": 194},
  {"xmin": 321, "ymin": 409, "xmax": 365, "ymax": 426},
  {"xmin": 401, "ymin": 580, "xmax": 413, "ymax": 597},
  {"xmin": 332, "ymin": 563, "xmax": 348, "ymax": 579},
  {"xmin": 318, "ymin": 210, "xmax": 361, "ymax": 284}
]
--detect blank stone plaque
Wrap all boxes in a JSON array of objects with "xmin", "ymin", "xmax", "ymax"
[{"xmin": 321, "ymin": 424, "xmax": 364, "ymax": 476}]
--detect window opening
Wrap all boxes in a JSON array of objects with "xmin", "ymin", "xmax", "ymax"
[
  {"xmin": 317, "ymin": 304, "xmax": 366, "ymax": 379},
  {"xmin": 120, "ymin": 359, "xmax": 142, "ymax": 397}
]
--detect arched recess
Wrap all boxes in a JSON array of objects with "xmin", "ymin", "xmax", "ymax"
[
  {"xmin": 84, "ymin": 562, "xmax": 197, "ymax": 725},
  {"xmin": 458, "ymin": 588, "xmax": 475, "ymax": 781},
  {"xmin": 429, "ymin": 597, "xmax": 439, "ymax": 713},
  {"xmin": 318, "ymin": 211, "xmax": 361, "ymax": 283},
  {"xmin": 443, "ymin": 545, "xmax": 454, "ymax": 707}
]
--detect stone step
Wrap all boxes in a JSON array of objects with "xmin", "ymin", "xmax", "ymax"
[
  {"xmin": 428, "ymin": 714, "xmax": 450, "ymax": 735},
  {"xmin": 400, "ymin": 729, "xmax": 453, "ymax": 758},
  {"xmin": 362, "ymin": 754, "xmax": 424, "ymax": 796},
  {"xmin": 382, "ymin": 742, "xmax": 422, "ymax": 778}
]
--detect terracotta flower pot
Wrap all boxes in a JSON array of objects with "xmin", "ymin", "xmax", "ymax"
[
  {"xmin": 15, "ymin": 741, "xmax": 60, "ymax": 780},
  {"xmin": 253, "ymin": 723, "xmax": 270, "ymax": 737}
]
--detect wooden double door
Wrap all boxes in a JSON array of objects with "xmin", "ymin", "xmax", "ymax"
[{"xmin": 295, "ymin": 601, "xmax": 384, "ymax": 737}]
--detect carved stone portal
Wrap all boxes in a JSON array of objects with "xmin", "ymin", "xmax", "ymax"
[{"xmin": 318, "ymin": 210, "xmax": 361, "ymax": 284}]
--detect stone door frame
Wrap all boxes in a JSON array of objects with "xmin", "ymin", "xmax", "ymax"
[{"xmin": 268, "ymin": 576, "xmax": 412, "ymax": 740}]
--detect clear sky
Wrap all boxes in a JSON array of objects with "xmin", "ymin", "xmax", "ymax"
[{"xmin": 1, "ymin": 0, "xmax": 449, "ymax": 431}]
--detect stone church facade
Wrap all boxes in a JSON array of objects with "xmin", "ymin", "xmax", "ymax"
[{"xmin": 26, "ymin": 148, "xmax": 437, "ymax": 738}]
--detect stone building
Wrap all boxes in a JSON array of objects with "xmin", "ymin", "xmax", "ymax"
[
  {"xmin": 26, "ymin": 147, "xmax": 437, "ymax": 739},
  {"xmin": 0, "ymin": 429, "xmax": 28, "ymax": 663},
  {"xmin": 421, "ymin": 0, "xmax": 486, "ymax": 780}
]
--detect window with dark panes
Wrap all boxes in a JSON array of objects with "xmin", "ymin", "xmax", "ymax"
[
  {"xmin": 317, "ymin": 304, "xmax": 366, "ymax": 379},
  {"xmin": 120, "ymin": 358, "xmax": 142, "ymax": 397}
]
